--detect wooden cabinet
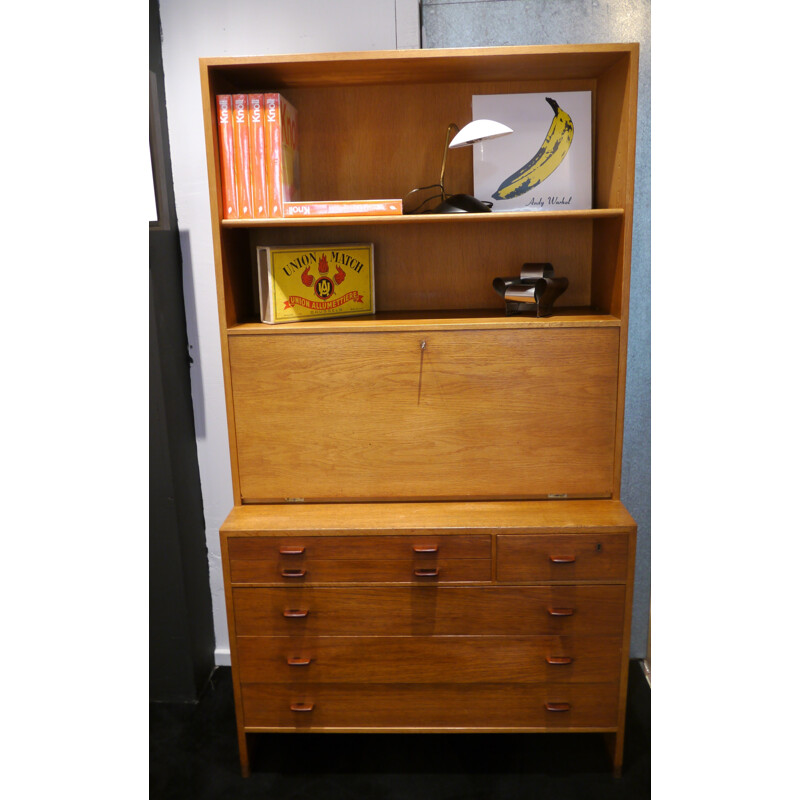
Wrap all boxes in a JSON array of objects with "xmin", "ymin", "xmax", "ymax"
[
  {"xmin": 221, "ymin": 501, "xmax": 636, "ymax": 774},
  {"xmin": 200, "ymin": 44, "xmax": 639, "ymax": 778}
]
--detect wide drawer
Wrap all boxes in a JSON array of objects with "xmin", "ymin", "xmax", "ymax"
[
  {"xmin": 228, "ymin": 535, "xmax": 491, "ymax": 561},
  {"xmin": 228, "ymin": 534, "xmax": 491, "ymax": 584},
  {"xmin": 496, "ymin": 533, "xmax": 629, "ymax": 582},
  {"xmin": 232, "ymin": 586, "xmax": 626, "ymax": 636},
  {"xmin": 231, "ymin": 557, "xmax": 491, "ymax": 584},
  {"xmin": 229, "ymin": 328, "xmax": 619, "ymax": 502},
  {"xmin": 236, "ymin": 635, "xmax": 622, "ymax": 684},
  {"xmin": 241, "ymin": 682, "xmax": 619, "ymax": 729}
]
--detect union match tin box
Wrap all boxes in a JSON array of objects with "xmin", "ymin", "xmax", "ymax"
[{"xmin": 257, "ymin": 243, "xmax": 375, "ymax": 324}]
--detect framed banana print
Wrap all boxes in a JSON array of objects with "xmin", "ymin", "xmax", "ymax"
[{"xmin": 471, "ymin": 91, "xmax": 592, "ymax": 212}]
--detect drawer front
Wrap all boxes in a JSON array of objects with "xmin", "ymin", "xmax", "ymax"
[
  {"xmin": 229, "ymin": 328, "xmax": 619, "ymax": 502},
  {"xmin": 228, "ymin": 535, "xmax": 491, "ymax": 561},
  {"xmin": 231, "ymin": 557, "xmax": 491, "ymax": 584},
  {"xmin": 228, "ymin": 534, "xmax": 491, "ymax": 584},
  {"xmin": 497, "ymin": 533, "xmax": 629, "ymax": 582},
  {"xmin": 236, "ymin": 635, "xmax": 622, "ymax": 684},
  {"xmin": 241, "ymin": 683, "xmax": 619, "ymax": 729},
  {"xmin": 233, "ymin": 586, "xmax": 626, "ymax": 636}
]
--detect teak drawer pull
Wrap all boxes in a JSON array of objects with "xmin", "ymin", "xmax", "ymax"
[
  {"xmin": 546, "ymin": 656, "xmax": 573, "ymax": 665},
  {"xmin": 413, "ymin": 545, "xmax": 439, "ymax": 553},
  {"xmin": 287, "ymin": 657, "xmax": 313, "ymax": 666},
  {"xmin": 280, "ymin": 568, "xmax": 307, "ymax": 578},
  {"xmin": 548, "ymin": 555, "xmax": 576, "ymax": 564},
  {"xmin": 279, "ymin": 546, "xmax": 306, "ymax": 555},
  {"xmin": 414, "ymin": 568, "xmax": 440, "ymax": 577},
  {"xmin": 545, "ymin": 702, "xmax": 571, "ymax": 712},
  {"xmin": 290, "ymin": 702, "xmax": 314, "ymax": 712},
  {"xmin": 283, "ymin": 608, "xmax": 309, "ymax": 618},
  {"xmin": 547, "ymin": 607, "xmax": 575, "ymax": 616}
]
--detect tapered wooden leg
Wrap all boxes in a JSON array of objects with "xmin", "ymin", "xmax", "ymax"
[
  {"xmin": 238, "ymin": 729, "xmax": 251, "ymax": 778},
  {"xmin": 604, "ymin": 731, "xmax": 624, "ymax": 777}
]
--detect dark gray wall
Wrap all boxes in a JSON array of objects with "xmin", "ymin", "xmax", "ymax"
[
  {"xmin": 422, "ymin": 0, "xmax": 651, "ymax": 658},
  {"xmin": 150, "ymin": 0, "xmax": 216, "ymax": 701}
]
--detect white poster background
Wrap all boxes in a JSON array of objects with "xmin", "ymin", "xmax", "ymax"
[{"xmin": 472, "ymin": 91, "xmax": 592, "ymax": 212}]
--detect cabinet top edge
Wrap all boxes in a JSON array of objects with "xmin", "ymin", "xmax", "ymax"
[
  {"xmin": 200, "ymin": 43, "xmax": 638, "ymax": 67},
  {"xmin": 199, "ymin": 44, "xmax": 638, "ymax": 86}
]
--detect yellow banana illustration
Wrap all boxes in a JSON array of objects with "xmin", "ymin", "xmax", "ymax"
[{"xmin": 493, "ymin": 97, "xmax": 574, "ymax": 200}]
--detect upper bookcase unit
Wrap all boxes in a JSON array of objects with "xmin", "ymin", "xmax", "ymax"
[{"xmin": 200, "ymin": 45, "xmax": 638, "ymax": 328}]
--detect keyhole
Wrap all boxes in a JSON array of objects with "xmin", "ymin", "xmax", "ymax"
[{"xmin": 417, "ymin": 341, "xmax": 427, "ymax": 405}]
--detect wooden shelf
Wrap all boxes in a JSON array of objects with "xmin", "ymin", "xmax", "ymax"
[
  {"xmin": 227, "ymin": 308, "xmax": 621, "ymax": 335},
  {"xmin": 221, "ymin": 208, "xmax": 625, "ymax": 228},
  {"xmin": 222, "ymin": 499, "xmax": 636, "ymax": 533}
]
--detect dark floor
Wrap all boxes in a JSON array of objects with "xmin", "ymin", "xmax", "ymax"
[{"xmin": 150, "ymin": 662, "xmax": 650, "ymax": 799}]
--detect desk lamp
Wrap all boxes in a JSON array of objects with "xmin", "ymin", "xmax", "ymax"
[{"xmin": 405, "ymin": 119, "xmax": 513, "ymax": 214}]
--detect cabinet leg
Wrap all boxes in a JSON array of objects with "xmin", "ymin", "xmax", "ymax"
[
  {"xmin": 604, "ymin": 732, "xmax": 624, "ymax": 777},
  {"xmin": 238, "ymin": 729, "xmax": 251, "ymax": 778}
]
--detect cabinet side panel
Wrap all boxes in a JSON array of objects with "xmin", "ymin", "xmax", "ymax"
[
  {"xmin": 591, "ymin": 216, "xmax": 623, "ymax": 319},
  {"xmin": 594, "ymin": 55, "xmax": 632, "ymax": 211}
]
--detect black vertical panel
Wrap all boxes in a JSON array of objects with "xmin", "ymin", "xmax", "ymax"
[{"xmin": 150, "ymin": 0, "xmax": 215, "ymax": 702}]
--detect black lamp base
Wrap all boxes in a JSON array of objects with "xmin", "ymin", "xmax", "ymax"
[{"xmin": 431, "ymin": 194, "xmax": 492, "ymax": 214}]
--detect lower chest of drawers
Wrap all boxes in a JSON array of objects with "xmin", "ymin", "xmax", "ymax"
[
  {"xmin": 232, "ymin": 584, "xmax": 625, "ymax": 730},
  {"xmin": 220, "ymin": 502, "xmax": 636, "ymax": 775}
]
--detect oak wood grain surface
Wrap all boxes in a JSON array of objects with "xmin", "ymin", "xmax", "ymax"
[
  {"xmin": 220, "ymin": 499, "xmax": 637, "ymax": 533},
  {"xmin": 225, "ymin": 209, "xmax": 623, "ymax": 229},
  {"xmin": 233, "ymin": 585, "xmax": 626, "ymax": 637},
  {"xmin": 228, "ymin": 534, "xmax": 491, "ymax": 560},
  {"xmin": 230, "ymin": 557, "xmax": 492, "ymax": 585},
  {"xmin": 240, "ymin": 682, "xmax": 619, "ymax": 729},
  {"xmin": 227, "ymin": 308, "xmax": 622, "ymax": 335},
  {"xmin": 496, "ymin": 533, "xmax": 628, "ymax": 582},
  {"xmin": 229, "ymin": 328, "xmax": 619, "ymax": 502},
  {"xmin": 236, "ymin": 634, "xmax": 622, "ymax": 684}
]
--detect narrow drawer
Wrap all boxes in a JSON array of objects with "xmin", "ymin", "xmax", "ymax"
[
  {"xmin": 228, "ymin": 534, "xmax": 491, "ymax": 584},
  {"xmin": 233, "ymin": 586, "xmax": 626, "ymax": 636},
  {"xmin": 236, "ymin": 635, "xmax": 622, "ymax": 684},
  {"xmin": 241, "ymin": 682, "xmax": 619, "ymax": 729},
  {"xmin": 497, "ymin": 533, "xmax": 628, "ymax": 582},
  {"xmin": 231, "ymin": 557, "xmax": 491, "ymax": 584}
]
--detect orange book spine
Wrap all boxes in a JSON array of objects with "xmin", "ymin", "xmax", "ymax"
[
  {"xmin": 265, "ymin": 94, "xmax": 283, "ymax": 217},
  {"xmin": 283, "ymin": 199, "xmax": 403, "ymax": 217},
  {"xmin": 216, "ymin": 95, "xmax": 238, "ymax": 219},
  {"xmin": 265, "ymin": 94, "xmax": 299, "ymax": 217},
  {"xmin": 232, "ymin": 94, "xmax": 253, "ymax": 219},
  {"xmin": 248, "ymin": 94, "xmax": 268, "ymax": 218}
]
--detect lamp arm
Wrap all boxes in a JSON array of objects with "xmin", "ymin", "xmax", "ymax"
[{"xmin": 438, "ymin": 123, "xmax": 460, "ymax": 200}]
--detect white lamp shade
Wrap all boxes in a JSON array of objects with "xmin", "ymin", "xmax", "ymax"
[{"xmin": 448, "ymin": 119, "xmax": 513, "ymax": 148}]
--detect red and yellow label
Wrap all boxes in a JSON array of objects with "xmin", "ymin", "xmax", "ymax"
[{"xmin": 259, "ymin": 244, "xmax": 374, "ymax": 324}]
